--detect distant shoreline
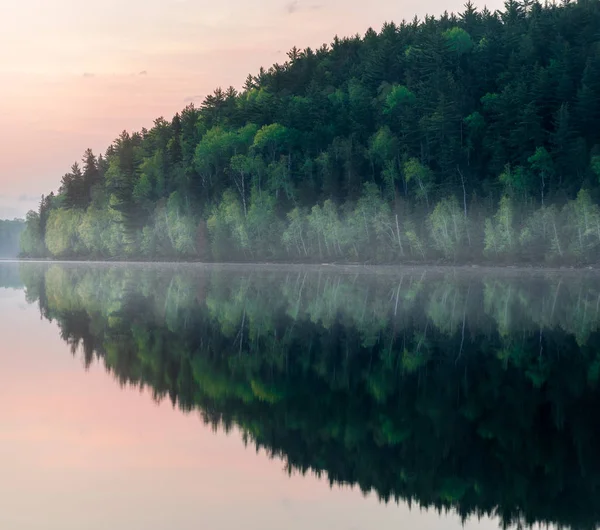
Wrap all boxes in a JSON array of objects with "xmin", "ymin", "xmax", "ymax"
[{"xmin": 4, "ymin": 258, "xmax": 600, "ymax": 275}]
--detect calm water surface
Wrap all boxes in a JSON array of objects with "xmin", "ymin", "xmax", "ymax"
[{"xmin": 2, "ymin": 262, "xmax": 600, "ymax": 529}]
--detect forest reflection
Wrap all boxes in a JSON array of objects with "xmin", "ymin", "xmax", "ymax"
[{"xmin": 11, "ymin": 263, "xmax": 600, "ymax": 530}]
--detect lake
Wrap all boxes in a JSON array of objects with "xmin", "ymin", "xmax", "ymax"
[{"xmin": 1, "ymin": 261, "xmax": 599, "ymax": 530}]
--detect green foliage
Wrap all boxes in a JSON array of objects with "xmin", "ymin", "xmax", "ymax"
[
  {"xmin": 132, "ymin": 172, "xmax": 153, "ymax": 205},
  {"xmin": 404, "ymin": 221, "xmax": 427, "ymax": 259},
  {"xmin": 443, "ymin": 27, "xmax": 473, "ymax": 56},
  {"xmin": 519, "ymin": 205, "xmax": 563, "ymax": 261},
  {"xmin": 383, "ymin": 84, "xmax": 416, "ymax": 114},
  {"xmin": 528, "ymin": 147, "xmax": 554, "ymax": 179},
  {"xmin": 21, "ymin": 0, "xmax": 600, "ymax": 264},
  {"xmin": 484, "ymin": 196, "xmax": 517, "ymax": 258},
  {"xmin": 563, "ymin": 189, "xmax": 600, "ymax": 259},
  {"xmin": 45, "ymin": 209, "xmax": 84, "ymax": 257},
  {"xmin": 591, "ymin": 155, "xmax": 600, "ymax": 182},
  {"xmin": 464, "ymin": 111, "xmax": 484, "ymax": 136},
  {"xmin": 78, "ymin": 207, "xmax": 126, "ymax": 257},
  {"xmin": 164, "ymin": 192, "xmax": 197, "ymax": 256},
  {"xmin": 428, "ymin": 197, "xmax": 468, "ymax": 259},
  {"xmin": 528, "ymin": 147, "xmax": 555, "ymax": 203},
  {"xmin": 369, "ymin": 127, "xmax": 401, "ymax": 198},
  {"xmin": 307, "ymin": 200, "xmax": 347, "ymax": 259},
  {"xmin": 282, "ymin": 207, "xmax": 309, "ymax": 257},
  {"xmin": 499, "ymin": 164, "xmax": 532, "ymax": 198},
  {"xmin": 246, "ymin": 188, "xmax": 281, "ymax": 257},
  {"xmin": 352, "ymin": 183, "xmax": 401, "ymax": 258},
  {"xmin": 194, "ymin": 126, "xmax": 238, "ymax": 183},
  {"xmin": 20, "ymin": 213, "xmax": 43, "ymax": 257},
  {"xmin": 252, "ymin": 123, "xmax": 290, "ymax": 161},
  {"xmin": 369, "ymin": 127, "xmax": 398, "ymax": 163},
  {"xmin": 403, "ymin": 158, "xmax": 433, "ymax": 206},
  {"xmin": 207, "ymin": 190, "xmax": 249, "ymax": 259}
]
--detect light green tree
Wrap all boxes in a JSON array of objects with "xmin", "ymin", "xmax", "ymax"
[
  {"xmin": 563, "ymin": 189, "xmax": 600, "ymax": 259},
  {"xmin": 443, "ymin": 27, "xmax": 474, "ymax": 56},
  {"xmin": 351, "ymin": 183, "xmax": 404, "ymax": 259},
  {"xmin": 193, "ymin": 127, "xmax": 237, "ymax": 187},
  {"xmin": 404, "ymin": 220, "xmax": 426, "ymax": 260},
  {"xmin": 207, "ymin": 190, "xmax": 249, "ymax": 258},
  {"xmin": 252, "ymin": 123, "xmax": 290, "ymax": 162},
  {"xmin": 282, "ymin": 207, "xmax": 309, "ymax": 257},
  {"xmin": 246, "ymin": 188, "xmax": 281, "ymax": 257},
  {"xmin": 484, "ymin": 196, "xmax": 518, "ymax": 258},
  {"xmin": 528, "ymin": 147, "xmax": 555, "ymax": 205},
  {"xmin": 20, "ymin": 211, "xmax": 45, "ymax": 257},
  {"xmin": 403, "ymin": 158, "xmax": 434, "ymax": 207},
  {"xmin": 45, "ymin": 208, "xmax": 84, "ymax": 257},
  {"xmin": 499, "ymin": 164, "xmax": 532, "ymax": 199},
  {"xmin": 591, "ymin": 155, "xmax": 600, "ymax": 182},
  {"xmin": 428, "ymin": 197, "xmax": 468, "ymax": 259},
  {"xmin": 369, "ymin": 127, "xmax": 400, "ymax": 199},
  {"xmin": 383, "ymin": 84, "xmax": 417, "ymax": 114},
  {"xmin": 79, "ymin": 207, "xmax": 126, "ymax": 257},
  {"xmin": 165, "ymin": 191, "xmax": 197, "ymax": 256},
  {"xmin": 307, "ymin": 201, "xmax": 347, "ymax": 259},
  {"xmin": 519, "ymin": 205, "xmax": 563, "ymax": 260}
]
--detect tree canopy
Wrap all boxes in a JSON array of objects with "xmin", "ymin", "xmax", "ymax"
[{"xmin": 21, "ymin": 0, "xmax": 600, "ymax": 264}]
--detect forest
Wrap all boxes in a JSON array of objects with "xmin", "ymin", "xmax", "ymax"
[
  {"xmin": 14, "ymin": 262, "xmax": 600, "ymax": 529},
  {"xmin": 0, "ymin": 219, "xmax": 25, "ymax": 258},
  {"xmin": 20, "ymin": 0, "xmax": 600, "ymax": 264}
]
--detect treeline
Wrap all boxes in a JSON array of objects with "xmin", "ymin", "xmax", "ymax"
[
  {"xmin": 21, "ymin": 0, "xmax": 600, "ymax": 263},
  {"xmin": 16, "ymin": 262, "xmax": 600, "ymax": 529},
  {"xmin": 0, "ymin": 219, "xmax": 25, "ymax": 258}
]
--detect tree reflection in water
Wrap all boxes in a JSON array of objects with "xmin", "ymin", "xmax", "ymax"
[{"xmin": 14, "ymin": 263, "xmax": 600, "ymax": 530}]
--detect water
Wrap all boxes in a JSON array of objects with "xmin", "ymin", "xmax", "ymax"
[{"xmin": 2, "ymin": 262, "xmax": 600, "ymax": 530}]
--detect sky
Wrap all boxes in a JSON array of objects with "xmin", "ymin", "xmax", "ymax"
[
  {"xmin": 0, "ymin": 281, "xmax": 512, "ymax": 530},
  {"xmin": 0, "ymin": 0, "xmax": 503, "ymax": 219}
]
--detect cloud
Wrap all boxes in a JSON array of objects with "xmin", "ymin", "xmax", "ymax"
[
  {"xmin": 18, "ymin": 194, "xmax": 40, "ymax": 202},
  {"xmin": 0, "ymin": 207, "xmax": 23, "ymax": 220},
  {"xmin": 0, "ymin": 194, "xmax": 40, "ymax": 220},
  {"xmin": 285, "ymin": 0, "xmax": 322, "ymax": 14},
  {"xmin": 286, "ymin": 0, "xmax": 299, "ymax": 13},
  {"xmin": 184, "ymin": 95, "xmax": 204, "ymax": 103},
  {"xmin": 83, "ymin": 71, "xmax": 148, "ymax": 79},
  {"xmin": 0, "ymin": 201, "xmax": 30, "ymax": 220}
]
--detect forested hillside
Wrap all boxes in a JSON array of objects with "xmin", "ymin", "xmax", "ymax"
[
  {"xmin": 21, "ymin": 0, "xmax": 600, "ymax": 263},
  {"xmin": 0, "ymin": 220, "xmax": 25, "ymax": 258}
]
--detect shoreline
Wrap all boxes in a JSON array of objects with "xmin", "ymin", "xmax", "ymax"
[{"xmin": 3, "ymin": 258, "xmax": 600, "ymax": 275}]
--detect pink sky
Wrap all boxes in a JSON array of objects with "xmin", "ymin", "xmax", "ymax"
[
  {"xmin": 0, "ymin": 284, "xmax": 511, "ymax": 529},
  {"xmin": 0, "ymin": 0, "xmax": 502, "ymax": 219}
]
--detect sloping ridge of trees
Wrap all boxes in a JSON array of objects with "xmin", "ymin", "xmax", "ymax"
[
  {"xmin": 21, "ymin": 0, "xmax": 600, "ymax": 264},
  {"xmin": 17, "ymin": 263, "xmax": 600, "ymax": 529}
]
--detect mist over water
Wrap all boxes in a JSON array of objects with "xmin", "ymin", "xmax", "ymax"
[{"xmin": 2, "ymin": 262, "xmax": 600, "ymax": 529}]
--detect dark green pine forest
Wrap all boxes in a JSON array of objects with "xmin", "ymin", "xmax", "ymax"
[{"xmin": 21, "ymin": 0, "xmax": 600, "ymax": 263}]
